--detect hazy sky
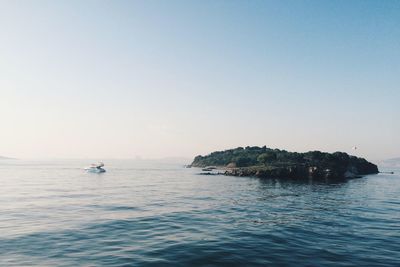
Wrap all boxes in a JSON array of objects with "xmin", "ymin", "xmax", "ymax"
[{"xmin": 0, "ymin": 0, "xmax": 399, "ymax": 160}]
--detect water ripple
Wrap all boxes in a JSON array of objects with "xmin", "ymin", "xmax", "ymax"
[{"xmin": 0, "ymin": 161, "xmax": 399, "ymax": 266}]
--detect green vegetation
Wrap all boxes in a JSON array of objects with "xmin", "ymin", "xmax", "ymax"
[{"xmin": 192, "ymin": 146, "xmax": 347, "ymax": 168}]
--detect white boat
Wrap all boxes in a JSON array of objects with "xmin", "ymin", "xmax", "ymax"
[{"xmin": 85, "ymin": 162, "xmax": 106, "ymax": 173}]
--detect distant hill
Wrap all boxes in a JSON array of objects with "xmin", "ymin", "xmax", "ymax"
[
  {"xmin": 380, "ymin": 158, "xmax": 400, "ymax": 168},
  {"xmin": 191, "ymin": 146, "xmax": 378, "ymax": 180},
  {"xmin": 0, "ymin": 156, "xmax": 15, "ymax": 160}
]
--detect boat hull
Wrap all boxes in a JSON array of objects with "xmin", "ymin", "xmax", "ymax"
[{"xmin": 85, "ymin": 167, "xmax": 106, "ymax": 173}]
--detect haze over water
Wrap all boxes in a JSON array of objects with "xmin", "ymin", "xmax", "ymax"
[{"xmin": 1, "ymin": 160, "xmax": 399, "ymax": 266}]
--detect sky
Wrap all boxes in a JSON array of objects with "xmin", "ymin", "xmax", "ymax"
[{"xmin": 0, "ymin": 0, "xmax": 399, "ymax": 160}]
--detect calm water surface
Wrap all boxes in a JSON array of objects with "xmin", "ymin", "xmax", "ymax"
[{"xmin": 0, "ymin": 160, "xmax": 399, "ymax": 266}]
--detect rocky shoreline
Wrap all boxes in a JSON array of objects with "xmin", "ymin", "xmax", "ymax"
[{"xmin": 221, "ymin": 165, "xmax": 375, "ymax": 180}]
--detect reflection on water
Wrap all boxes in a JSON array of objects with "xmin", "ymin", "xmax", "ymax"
[{"xmin": 0, "ymin": 160, "xmax": 399, "ymax": 266}]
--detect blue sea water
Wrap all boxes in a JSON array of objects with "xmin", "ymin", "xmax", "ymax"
[{"xmin": 0, "ymin": 159, "xmax": 399, "ymax": 266}]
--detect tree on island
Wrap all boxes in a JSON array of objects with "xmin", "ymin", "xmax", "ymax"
[{"xmin": 257, "ymin": 152, "xmax": 277, "ymax": 165}]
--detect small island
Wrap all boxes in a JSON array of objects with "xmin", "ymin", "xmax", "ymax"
[{"xmin": 191, "ymin": 146, "xmax": 378, "ymax": 180}]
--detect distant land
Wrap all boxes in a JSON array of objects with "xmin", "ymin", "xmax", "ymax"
[
  {"xmin": 379, "ymin": 158, "xmax": 400, "ymax": 168},
  {"xmin": 191, "ymin": 146, "xmax": 378, "ymax": 180},
  {"xmin": 0, "ymin": 156, "xmax": 16, "ymax": 160}
]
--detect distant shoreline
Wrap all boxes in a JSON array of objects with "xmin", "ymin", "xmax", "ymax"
[{"xmin": 0, "ymin": 156, "xmax": 16, "ymax": 160}]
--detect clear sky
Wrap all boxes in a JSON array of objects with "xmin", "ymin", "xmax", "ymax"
[{"xmin": 0, "ymin": 0, "xmax": 399, "ymax": 160}]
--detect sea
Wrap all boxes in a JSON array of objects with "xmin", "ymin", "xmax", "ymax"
[{"xmin": 0, "ymin": 159, "xmax": 399, "ymax": 266}]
